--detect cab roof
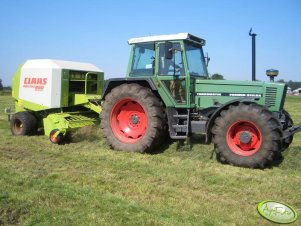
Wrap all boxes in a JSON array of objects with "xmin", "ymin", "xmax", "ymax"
[{"xmin": 128, "ymin": 33, "xmax": 205, "ymax": 45}]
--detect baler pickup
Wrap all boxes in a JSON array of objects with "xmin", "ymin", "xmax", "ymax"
[{"xmin": 43, "ymin": 112, "xmax": 99, "ymax": 143}]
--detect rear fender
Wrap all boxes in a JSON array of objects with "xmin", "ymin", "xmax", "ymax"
[{"xmin": 102, "ymin": 78, "xmax": 157, "ymax": 100}]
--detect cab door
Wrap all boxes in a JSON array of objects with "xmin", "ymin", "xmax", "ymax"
[{"xmin": 155, "ymin": 42, "xmax": 190, "ymax": 108}]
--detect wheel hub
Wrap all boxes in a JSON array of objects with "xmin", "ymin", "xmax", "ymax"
[
  {"xmin": 130, "ymin": 114, "xmax": 139, "ymax": 125},
  {"xmin": 239, "ymin": 131, "xmax": 252, "ymax": 144}
]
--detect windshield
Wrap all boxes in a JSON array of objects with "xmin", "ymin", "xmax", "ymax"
[{"xmin": 185, "ymin": 42, "xmax": 208, "ymax": 78}]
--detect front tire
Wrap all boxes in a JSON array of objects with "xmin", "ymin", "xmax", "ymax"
[
  {"xmin": 212, "ymin": 103, "xmax": 282, "ymax": 168},
  {"xmin": 100, "ymin": 83, "xmax": 167, "ymax": 153}
]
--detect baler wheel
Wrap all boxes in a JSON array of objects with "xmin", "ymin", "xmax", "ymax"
[
  {"xmin": 49, "ymin": 129, "xmax": 63, "ymax": 144},
  {"xmin": 10, "ymin": 111, "xmax": 38, "ymax": 136},
  {"xmin": 100, "ymin": 83, "xmax": 167, "ymax": 153},
  {"xmin": 212, "ymin": 103, "xmax": 282, "ymax": 168}
]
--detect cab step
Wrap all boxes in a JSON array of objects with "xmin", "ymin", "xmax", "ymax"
[{"xmin": 167, "ymin": 108, "xmax": 190, "ymax": 139}]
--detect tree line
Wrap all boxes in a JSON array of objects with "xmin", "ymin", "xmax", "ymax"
[
  {"xmin": 210, "ymin": 75, "xmax": 301, "ymax": 91},
  {"xmin": 277, "ymin": 79, "xmax": 301, "ymax": 90},
  {"xmin": 0, "ymin": 79, "xmax": 11, "ymax": 91}
]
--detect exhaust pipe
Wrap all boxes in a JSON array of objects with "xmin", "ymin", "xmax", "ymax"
[{"xmin": 249, "ymin": 28, "xmax": 257, "ymax": 81}]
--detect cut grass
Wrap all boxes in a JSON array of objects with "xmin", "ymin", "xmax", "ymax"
[{"xmin": 0, "ymin": 96, "xmax": 300, "ymax": 225}]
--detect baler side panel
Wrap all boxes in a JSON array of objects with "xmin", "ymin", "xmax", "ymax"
[
  {"xmin": 12, "ymin": 65, "xmax": 22, "ymax": 100},
  {"xmin": 61, "ymin": 69, "xmax": 69, "ymax": 107},
  {"xmin": 18, "ymin": 66, "xmax": 62, "ymax": 108}
]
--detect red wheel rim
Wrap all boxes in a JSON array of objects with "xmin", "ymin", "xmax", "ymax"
[
  {"xmin": 110, "ymin": 98, "xmax": 147, "ymax": 143},
  {"xmin": 226, "ymin": 120, "xmax": 262, "ymax": 156}
]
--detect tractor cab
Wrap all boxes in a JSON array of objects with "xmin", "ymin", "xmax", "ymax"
[{"xmin": 127, "ymin": 33, "xmax": 208, "ymax": 108}]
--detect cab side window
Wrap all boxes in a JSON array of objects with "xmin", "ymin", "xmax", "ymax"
[
  {"xmin": 158, "ymin": 43, "xmax": 184, "ymax": 76},
  {"xmin": 131, "ymin": 43, "xmax": 155, "ymax": 76}
]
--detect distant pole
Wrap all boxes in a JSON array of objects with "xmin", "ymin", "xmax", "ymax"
[{"xmin": 249, "ymin": 28, "xmax": 257, "ymax": 81}]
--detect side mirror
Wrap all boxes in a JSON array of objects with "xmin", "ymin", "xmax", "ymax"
[
  {"xmin": 165, "ymin": 42, "xmax": 173, "ymax": 59},
  {"xmin": 205, "ymin": 52, "xmax": 210, "ymax": 67}
]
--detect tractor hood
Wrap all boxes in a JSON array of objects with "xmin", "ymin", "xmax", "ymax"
[{"xmin": 194, "ymin": 79, "xmax": 287, "ymax": 112}]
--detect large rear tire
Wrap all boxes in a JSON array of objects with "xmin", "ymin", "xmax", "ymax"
[
  {"xmin": 10, "ymin": 111, "xmax": 38, "ymax": 136},
  {"xmin": 212, "ymin": 103, "xmax": 282, "ymax": 168},
  {"xmin": 100, "ymin": 83, "xmax": 167, "ymax": 153}
]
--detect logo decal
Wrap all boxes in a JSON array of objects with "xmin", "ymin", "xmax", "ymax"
[
  {"xmin": 257, "ymin": 200, "xmax": 298, "ymax": 224},
  {"xmin": 196, "ymin": 92, "xmax": 262, "ymax": 97},
  {"xmin": 23, "ymin": 77, "xmax": 48, "ymax": 91}
]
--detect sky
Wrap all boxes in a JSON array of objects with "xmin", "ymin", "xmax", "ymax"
[{"xmin": 0, "ymin": 0, "xmax": 300, "ymax": 86}]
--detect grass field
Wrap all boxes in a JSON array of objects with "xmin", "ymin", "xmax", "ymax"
[{"xmin": 0, "ymin": 96, "xmax": 300, "ymax": 225}]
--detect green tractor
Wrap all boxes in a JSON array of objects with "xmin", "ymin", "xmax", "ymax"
[
  {"xmin": 9, "ymin": 33, "xmax": 301, "ymax": 168},
  {"xmin": 100, "ymin": 33, "xmax": 300, "ymax": 168}
]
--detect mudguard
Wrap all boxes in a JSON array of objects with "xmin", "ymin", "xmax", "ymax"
[
  {"xmin": 205, "ymin": 97, "xmax": 259, "ymax": 143},
  {"xmin": 102, "ymin": 77, "xmax": 157, "ymax": 100}
]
